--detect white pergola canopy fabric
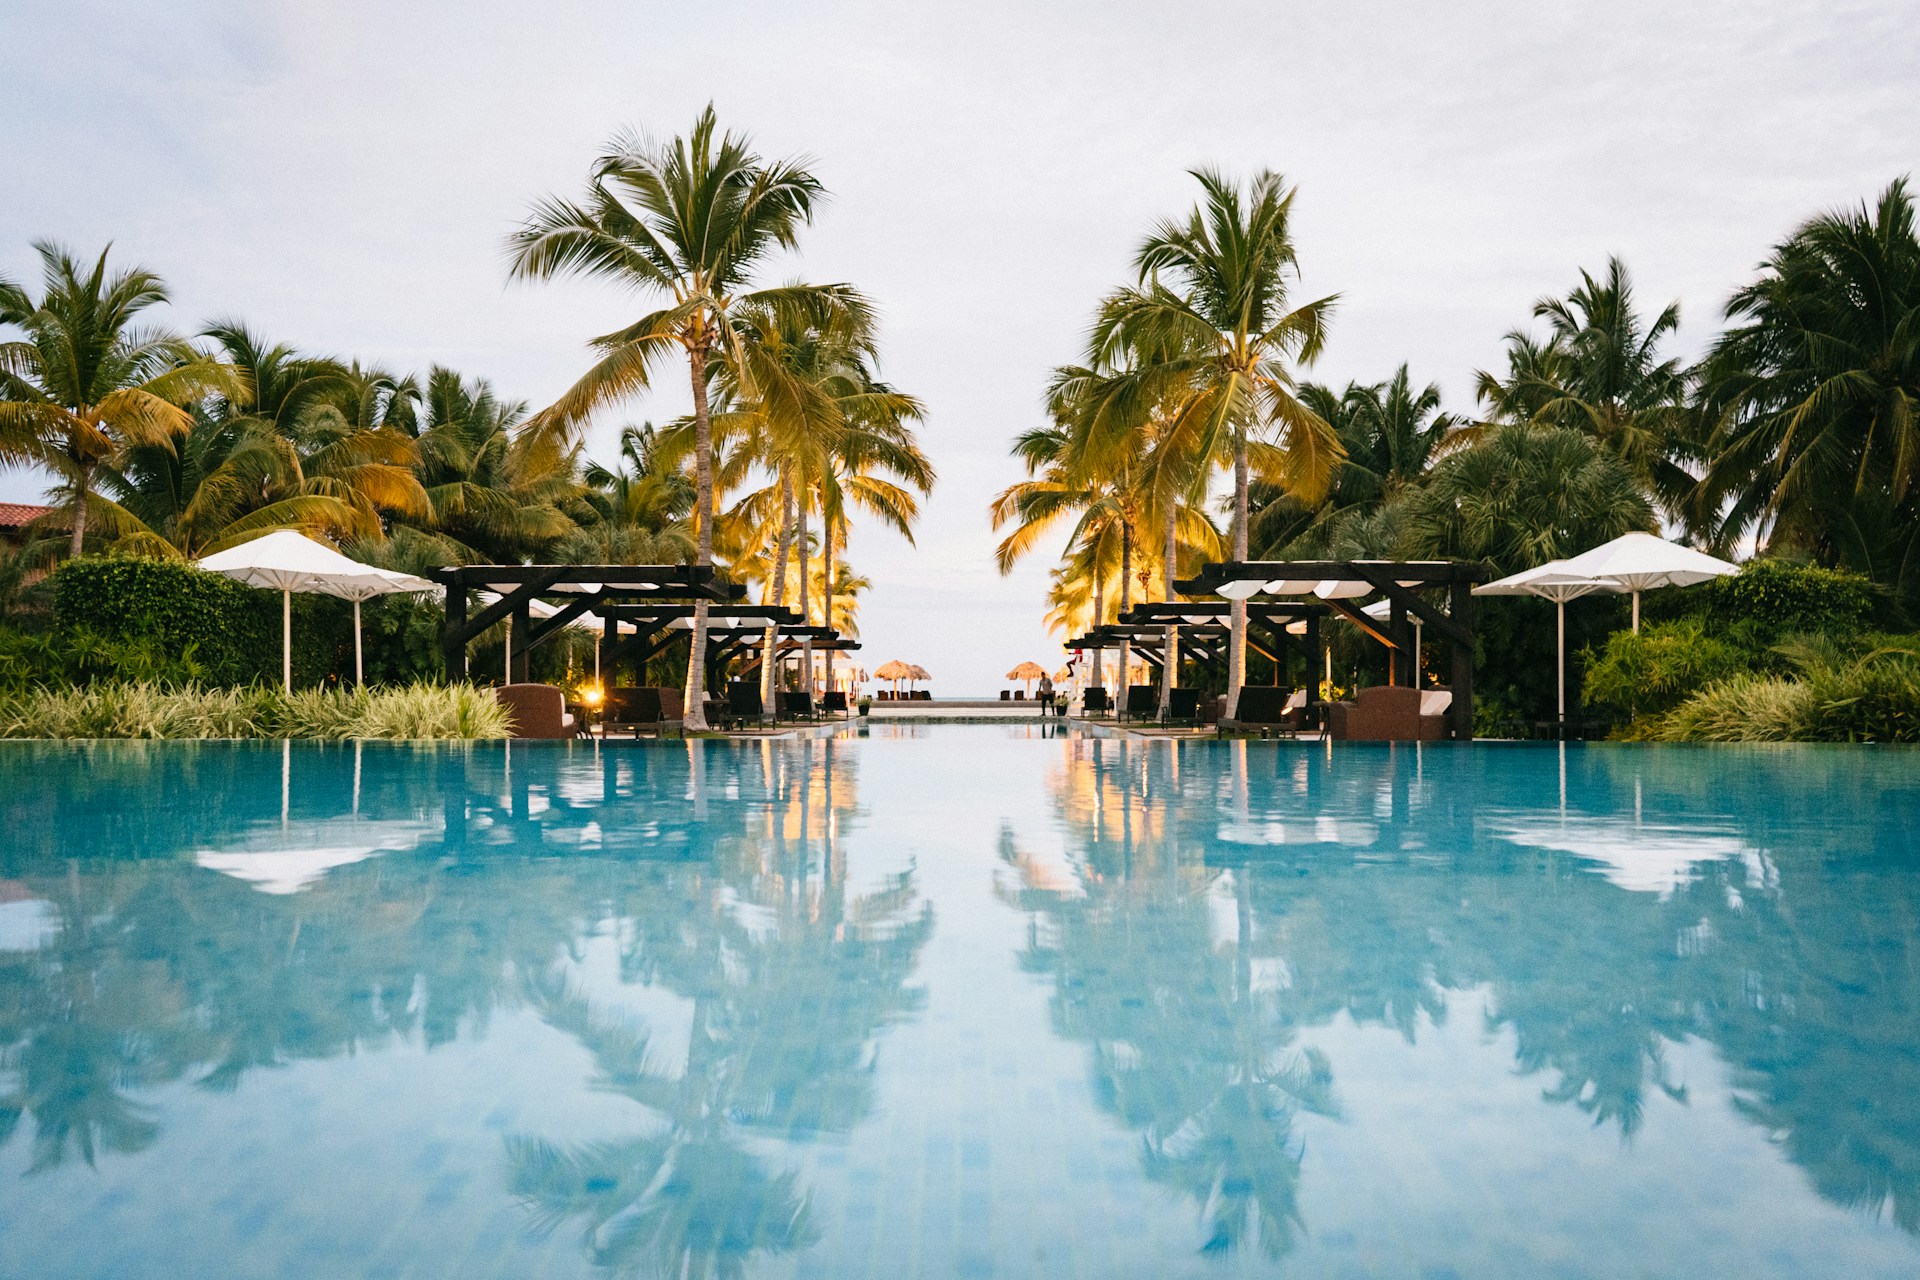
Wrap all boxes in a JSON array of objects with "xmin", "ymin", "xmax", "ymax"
[{"xmin": 198, "ymin": 531, "xmax": 436, "ymax": 689}]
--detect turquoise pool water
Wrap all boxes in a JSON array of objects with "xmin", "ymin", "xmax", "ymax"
[{"xmin": 1, "ymin": 726, "xmax": 1917, "ymax": 1278}]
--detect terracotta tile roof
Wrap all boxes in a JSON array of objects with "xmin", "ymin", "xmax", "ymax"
[{"xmin": 0, "ymin": 503, "xmax": 56, "ymax": 529}]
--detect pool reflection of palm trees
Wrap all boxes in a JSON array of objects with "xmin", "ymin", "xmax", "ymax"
[
  {"xmin": 0, "ymin": 738, "xmax": 935, "ymax": 1280},
  {"xmin": 1006, "ymin": 737, "xmax": 1920, "ymax": 1254},
  {"xmin": 506, "ymin": 740, "xmax": 934, "ymax": 1278}
]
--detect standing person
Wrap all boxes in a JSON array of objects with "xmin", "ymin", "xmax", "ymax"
[{"xmin": 1036, "ymin": 671, "xmax": 1055, "ymax": 717}]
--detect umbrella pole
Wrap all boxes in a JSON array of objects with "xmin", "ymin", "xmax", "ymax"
[
  {"xmin": 282, "ymin": 589, "xmax": 292, "ymax": 693},
  {"xmin": 354, "ymin": 599, "xmax": 364, "ymax": 686},
  {"xmin": 1632, "ymin": 590, "xmax": 1640, "ymax": 634},
  {"xmin": 1556, "ymin": 598, "xmax": 1566, "ymax": 729}
]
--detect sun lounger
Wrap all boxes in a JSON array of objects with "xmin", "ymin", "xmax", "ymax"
[{"xmin": 1081, "ymin": 687, "xmax": 1110, "ymax": 714}]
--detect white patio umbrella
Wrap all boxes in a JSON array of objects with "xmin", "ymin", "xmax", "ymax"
[
  {"xmin": 1551, "ymin": 531, "xmax": 1739, "ymax": 632},
  {"xmin": 1473, "ymin": 563, "xmax": 1626, "ymax": 725},
  {"xmin": 199, "ymin": 531, "xmax": 436, "ymax": 690}
]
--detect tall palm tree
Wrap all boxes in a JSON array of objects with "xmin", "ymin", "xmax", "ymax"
[
  {"xmin": 1475, "ymin": 258, "xmax": 1696, "ymax": 517},
  {"xmin": 0, "ymin": 243, "xmax": 242, "ymax": 556},
  {"xmin": 1094, "ymin": 172, "xmax": 1340, "ymax": 718},
  {"xmin": 991, "ymin": 413, "xmax": 1145, "ymax": 695},
  {"xmin": 506, "ymin": 106, "xmax": 855, "ymax": 731},
  {"xmin": 1698, "ymin": 178, "xmax": 1920, "ymax": 609}
]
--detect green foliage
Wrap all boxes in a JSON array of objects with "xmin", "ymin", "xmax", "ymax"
[
  {"xmin": 0, "ymin": 625, "xmax": 209, "ymax": 691},
  {"xmin": 1690, "ymin": 559, "xmax": 1877, "ymax": 645},
  {"xmin": 1582, "ymin": 621, "xmax": 1754, "ymax": 731},
  {"xmin": 1656, "ymin": 635, "xmax": 1920, "ymax": 742},
  {"xmin": 1654, "ymin": 675, "xmax": 1813, "ymax": 742},
  {"xmin": 0, "ymin": 681, "xmax": 510, "ymax": 740},
  {"xmin": 51, "ymin": 556, "xmax": 277, "ymax": 684}
]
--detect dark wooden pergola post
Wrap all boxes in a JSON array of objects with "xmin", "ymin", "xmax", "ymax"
[
  {"xmin": 442, "ymin": 582, "xmax": 468, "ymax": 681},
  {"xmin": 1449, "ymin": 580, "xmax": 1475, "ymax": 742}
]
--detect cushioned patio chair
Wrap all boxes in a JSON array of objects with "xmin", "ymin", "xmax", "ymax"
[
  {"xmin": 1326, "ymin": 686, "xmax": 1450, "ymax": 741},
  {"xmin": 495, "ymin": 683, "xmax": 579, "ymax": 740}
]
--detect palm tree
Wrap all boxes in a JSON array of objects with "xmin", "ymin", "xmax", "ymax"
[
  {"xmin": 94, "ymin": 329, "xmax": 431, "ymax": 558},
  {"xmin": 506, "ymin": 105, "xmax": 854, "ymax": 731},
  {"xmin": 991, "ymin": 413, "xmax": 1145, "ymax": 695},
  {"xmin": 0, "ymin": 243, "xmax": 242, "ymax": 557},
  {"xmin": 1697, "ymin": 178, "xmax": 1920, "ymax": 610},
  {"xmin": 1094, "ymin": 172, "xmax": 1341, "ymax": 718},
  {"xmin": 1248, "ymin": 366, "xmax": 1463, "ymax": 558},
  {"xmin": 1475, "ymin": 258, "xmax": 1696, "ymax": 518},
  {"xmin": 557, "ymin": 423, "xmax": 696, "ymax": 566},
  {"xmin": 1403, "ymin": 423, "xmax": 1655, "ymax": 570},
  {"xmin": 407, "ymin": 366, "xmax": 581, "ymax": 563}
]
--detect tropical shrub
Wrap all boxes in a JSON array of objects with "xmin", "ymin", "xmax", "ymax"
[
  {"xmin": 0, "ymin": 626, "xmax": 210, "ymax": 691},
  {"xmin": 1688, "ymin": 559, "xmax": 1877, "ymax": 646},
  {"xmin": 1582, "ymin": 621, "xmax": 1754, "ymax": 733},
  {"xmin": 0, "ymin": 682, "xmax": 511, "ymax": 740},
  {"xmin": 1656, "ymin": 635, "xmax": 1920, "ymax": 742},
  {"xmin": 52, "ymin": 556, "xmax": 277, "ymax": 684},
  {"xmin": 1656, "ymin": 675, "xmax": 1813, "ymax": 742}
]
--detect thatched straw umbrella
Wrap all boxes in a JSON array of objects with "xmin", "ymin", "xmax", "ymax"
[
  {"xmin": 1006, "ymin": 661, "xmax": 1046, "ymax": 697},
  {"xmin": 874, "ymin": 659, "xmax": 914, "ymax": 697},
  {"xmin": 908, "ymin": 664, "xmax": 932, "ymax": 695}
]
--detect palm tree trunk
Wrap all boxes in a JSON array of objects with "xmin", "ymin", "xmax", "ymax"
[
  {"xmin": 761, "ymin": 475, "xmax": 794, "ymax": 720},
  {"xmin": 1226, "ymin": 434, "xmax": 1250, "ymax": 721},
  {"xmin": 822, "ymin": 519, "xmax": 836, "ymax": 708},
  {"xmin": 1117, "ymin": 520, "xmax": 1133, "ymax": 714},
  {"xmin": 682, "ymin": 345, "xmax": 715, "ymax": 732},
  {"xmin": 68, "ymin": 463, "xmax": 92, "ymax": 559},
  {"xmin": 797, "ymin": 489, "xmax": 813, "ymax": 707},
  {"xmin": 1091, "ymin": 575, "xmax": 1106, "ymax": 696},
  {"xmin": 1158, "ymin": 502, "xmax": 1178, "ymax": 720}
]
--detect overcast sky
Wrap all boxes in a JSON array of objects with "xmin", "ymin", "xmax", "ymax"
[{"xmin": 4, "ymin": 1, "xmax": 1916, "ymax": 692}]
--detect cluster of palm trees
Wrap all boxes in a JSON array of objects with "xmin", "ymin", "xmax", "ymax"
[
  {"xmin": 0, "ymin": 107, "xmax": 933, "ymax": 726},
  {"xmin": 992, "ymin": 170, "xmax": 1339, "ymax": 719},
  {"xmin": 1000, "ymin": 173, "xmax": 1920, "ymax": 716}
]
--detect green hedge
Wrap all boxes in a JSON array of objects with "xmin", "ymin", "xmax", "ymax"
[
  {"xmin": 48, "ymin": 556, "xmax": 446, "ymax": 688},
  {"xmin": 53, "ymin": 557, "xmax": 279, "ymax": 684},
  {"xmin": 1683, "ymin": 559, "xmax": 1877, "ymax": 645}
]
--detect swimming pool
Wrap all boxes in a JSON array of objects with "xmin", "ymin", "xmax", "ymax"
[{"xmin": 1, "ymin": 726, "xmax": 1916, "ymax": 1278}]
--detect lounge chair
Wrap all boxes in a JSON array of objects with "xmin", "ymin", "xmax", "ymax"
[
  {"xmin": 601, "ymin": 687, "xmax": 660, "ymax": 737},
  {"xmin": 1081, "ymin": 687, "xmax": 1111, "ymax": 715},
  {"xmin": 822, "ymin": 691, "xmax": 848, "ymax": 715},
  {"xmin": 1168, "ymin": 687, "xmax": 1202, "ymax": 724},
  {"xmin": 1218, "ymin": 686, "xmax": 1295, "ymax": 736},
  {"xmin": 1013, "ymin": 689, "xmax": 1025, "ymax": 700},
  {"xmin": 658, "ymin": 688, "xmax": 686, "ymax": 736},
  {"xmin": 1326, "ymin": 685, "xmax": 1450, "ymax": 741},
  {"xmin": 1000, "ymin": 690, "xmax": 1011, "ymax": 701},
  {"xmin": 915, "ymin": 690, "xmax": 931, "ymax": 701},
  {"xmin": 495, "ymin": 683, "xmax": 579, "ymax": 739},
  {"xmin": 727, "ymin": 681, "xmax": 764, "ymax": 727},
  {"xmin": 1122, "ymin": 684, "xmax": 1157, "ymax": 722},
  {"xmin": 779, "ymin": 690, "xmax": 816, "ymax": 721}
]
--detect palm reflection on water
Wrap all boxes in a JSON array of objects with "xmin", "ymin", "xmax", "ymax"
[
  {"xmin": 1001, "ymin": 737, "xmax": 1920, "ymax": 1258},
  {"xmin": 0, "ymin": 738, "xmax": 933, "ymax": 1279}
]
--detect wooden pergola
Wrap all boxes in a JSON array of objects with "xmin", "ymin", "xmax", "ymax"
[
  {"xmin": 429, "ymin": 564, "xmax": 752, "ymax": 682},
  {"xmin": 1174, "ymin": 559, "xmax": 1489, "ymax": 739}
]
